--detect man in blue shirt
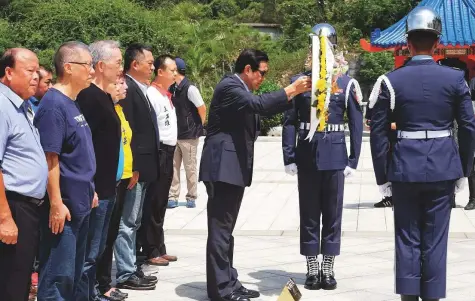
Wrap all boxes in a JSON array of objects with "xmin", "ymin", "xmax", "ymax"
[
  {"xmin": 28, "ymin": 65, "xmax": 53, "ymax": 113},
  {"xmin": 34, "ymin": 41, "xmax": 97, "ymax": 301},
  {"xmin": 0, "ymin": 48, "xmax": 48, "ymax": 301}
]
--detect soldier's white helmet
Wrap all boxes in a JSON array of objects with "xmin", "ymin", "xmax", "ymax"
[
  {"xmin": 310, "ymin": 23, "xmax": 337, "ymax": 45},
  {"xmin": 406, "ymin": 6, "xmax": 442, "ymax": 36}
]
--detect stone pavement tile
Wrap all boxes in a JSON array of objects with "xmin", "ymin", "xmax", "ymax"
[
  {"xmin": 450, "ymin": 209, "xmax": 475, "ymax": 232},
  {"xmin": 357, "ymin": 208, "xmax": 387, "ymax": 231},
  {"xmin": 269, "ymin": 190, "xmax": 300, "ymax": 231}
]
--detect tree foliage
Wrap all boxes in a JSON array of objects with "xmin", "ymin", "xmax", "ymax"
[{"xmin": 0, "ymin": 0, "xmax": 422, "ymax": 130}]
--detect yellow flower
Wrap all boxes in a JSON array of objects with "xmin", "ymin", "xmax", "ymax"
[{"xmin": 317, "ymin": 79, "xmax": 326, "ymax": 92}]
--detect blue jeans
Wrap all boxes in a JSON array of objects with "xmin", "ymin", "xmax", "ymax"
[
  {"xmin": 38, "ymin": 206, "xmax": 90, "ymax": 301},
  {"xmin": 114, "ymin": 182, "xmax": 149, "ymax": 283},
  {"xmin": 76, "ymin": 197, "xmax": 116, "ymax": 301}
]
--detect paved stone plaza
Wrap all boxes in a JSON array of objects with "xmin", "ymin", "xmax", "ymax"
[{"xmin": 123, "ymin": 137, "xmax": 475, "ymax": 300}]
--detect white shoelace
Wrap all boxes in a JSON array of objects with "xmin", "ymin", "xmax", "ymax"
[
  {"xmin": 306, "ymin": 256, "xmax": 319, "ymax": 276},
  {"xmin": 322, "ymin": 255, "xmax": 334, "ymax": 276}
]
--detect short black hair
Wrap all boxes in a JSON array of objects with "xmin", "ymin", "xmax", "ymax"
[
  {"xmin": 407, "ymin": 31, "xmax": 438, "ymax": 53},
  {"xmin": 234, "ymin": 49, "xmax": 269, "ymax": 74},
  {"xmin": 124, "ymin": 43, "xmax": 153, "ymax": 72},
  {"xmin": 153, "ymin": 54, "xmax": 175, "ymax": 76},
  {"xmin": 0, "ymin": 49, "xmax": 16, "ymax": 78},
  {"xmin": 38, "ymin": 65, "xmax": 52, "ymax": 80},
  {"xmin": 177, "ymin": 69, "xmax": 185, "ymax": 76}
]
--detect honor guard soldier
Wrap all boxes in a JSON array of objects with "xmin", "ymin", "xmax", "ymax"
[
  {"xmin": 282, "ymin": 23, "xmax": 364, "ymax": 291},
  {"xmin": 369, "ymin": 7, "xmax": 475, "ymax": 301}
]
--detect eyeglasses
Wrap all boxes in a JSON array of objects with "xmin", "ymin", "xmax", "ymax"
[
  {"xmin": 258, "ymin": 70, "xmax": 267, "ymax": 77},
  {"xmin": 68, "ymin": 62, "xmax": 93, "ymax": 69}
]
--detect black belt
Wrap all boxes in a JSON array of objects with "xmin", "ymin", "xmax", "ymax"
[
  {"xmin": 159, "ymin": 143, "xmax": 176, "ymax": 151},
  {"xmin": 5, "ymin": 191, "xmax": 44, "ymax": 206}
]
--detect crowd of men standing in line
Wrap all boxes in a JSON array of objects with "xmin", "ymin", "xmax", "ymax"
[{"xmin": 0, "ymin": 41, "xmax": 207, "ymax": 301}]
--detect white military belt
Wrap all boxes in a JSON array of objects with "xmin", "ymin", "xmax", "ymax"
[
  {"xmin": 299, "ymin": 122, "xmax": 345, "ymax": 132},
  {"xmin": 397, "ymin": 130, "xmax": 452, "ymax": 139}
]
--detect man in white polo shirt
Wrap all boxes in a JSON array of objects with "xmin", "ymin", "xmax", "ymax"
[{"xmin": 140, "ymin": 54, "xmax": 179, "ymax": 266}]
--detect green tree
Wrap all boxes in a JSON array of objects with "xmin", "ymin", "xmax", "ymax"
[{"xmin": 358, "ymin": 51, "xmax": 394, "ymax": 87}]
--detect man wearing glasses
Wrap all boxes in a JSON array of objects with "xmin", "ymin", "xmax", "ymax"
[
  {"xmin": 200, "ymin": 49, "xmax": 311, "ymax": 301},
  {"xmin": 34, "ymin": 41, "xmax": 98, "ymax": 301}
]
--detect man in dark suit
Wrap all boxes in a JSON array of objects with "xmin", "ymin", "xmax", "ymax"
[
  {"xmin": 369, "ymin": 7, "xmax": 475, "ymax": 301},
  {"xmin": 200, "ymin": 49, "xmax": 311, "ymax": 301},
  {"xmin": 109, "ymin": 43, "xmax": 159, "ymax": 290}
]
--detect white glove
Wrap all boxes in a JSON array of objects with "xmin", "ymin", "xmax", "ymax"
[
  {"xmin": 379, "ymin": 182, "xmax": 392, "ymax": 197},
  {"xmin": 285, "ymin": 163, "xmax": 298, "ymax": 176},
  {"xmin": 343, "ymin": 166, "xmax": 356, "ymax": 178},
  {"xmin": 455, "ymin": 177, "xmax": 467, "ymax": 194}
]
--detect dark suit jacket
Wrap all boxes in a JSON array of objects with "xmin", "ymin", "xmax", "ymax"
[
  {"xmin": 77, "ymin": 84, "xmax": 121, "ymax": 199},
  {"xmin": 199, "ymin": 74, "xmax": 290, "ymax": 187},
  {"xmin": 119, "ymin": 75, "xmax": 160, "ymax": 182}
]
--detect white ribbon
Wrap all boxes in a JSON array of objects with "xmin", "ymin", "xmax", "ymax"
[{"xmin": 306, "ymin": 36, "xmax": 335, "ymax": 141}]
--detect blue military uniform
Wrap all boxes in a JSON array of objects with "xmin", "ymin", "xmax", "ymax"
[
  {"xmin": 282, "ymin": 71, "xmax": 363, "ymax": 288},
  {"xmin": 369, "ymin": 55, "xmax": 475, "ymax": 299}
]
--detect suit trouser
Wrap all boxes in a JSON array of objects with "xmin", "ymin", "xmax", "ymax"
[
  {"xmin": 392, "ymin": 181, "xmax": 455, "ymax": 299},
  {"xmin": 0, "ymin": 199, "xmax": 41, "ymax": 301},
  {"xmin": 205, "ymin": 181, "xmax": 244, "ymax": 299},
  {"xmin": 298, "ymin": 168, "xmax": 344, "ymax": 256},
  {"xmin": 96, "ymin": 179, "xmax": 128, "ymax": 294},
  {"xmin": 468, "ymin": 162, "xmax": 475, "ymax": 201},
  {"xmin": 169, "ymin": 139, "xmax": 199, "ymax": 201},
  {"xmin": 140, "ymin": 143, "xmax": 176, "ymax": 259}
]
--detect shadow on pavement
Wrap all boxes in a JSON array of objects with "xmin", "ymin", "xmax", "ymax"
[
  {"xmin": 344, "ymin": 201, "xmax": 377, "ymax": 209},
  {"xmin": 175, "ymin": 282, "xmax": 208, "ymax": 300}
]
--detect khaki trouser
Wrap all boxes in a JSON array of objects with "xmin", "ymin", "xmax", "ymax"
[{"xmin": 168, "ymin": 138, "xmax": 199, "ymax": 201}]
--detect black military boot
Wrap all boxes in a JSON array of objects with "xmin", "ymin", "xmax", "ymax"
[
  {"xmin": 400, "ymin": 295, "xmax": 419, "ymax": 301},
  {"xmin": 320, "ymin": 255, "xmax": 337, "ymax": 290},
  {"xmin": 304, "ymin": 256, "xmax": 321, "ymax": 290}
]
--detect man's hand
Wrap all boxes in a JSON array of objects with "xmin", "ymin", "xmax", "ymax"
[
  {"xmin": 284, "ymin": 163, "xmax": 298, "ymax": 176},
  {"xmin": 92, "ymin": 192, "xmax": 99, "ymax": 208},
  {"xmin": 379, "ymin": 182, "xmax": 392, "ymax": 197},
  {"xmin": 343, "ymin": 166, "xmax": 356, "ymax": 178},
  {"xmin": 0, "ymin": 215, "xmax": 18, "ymax": 244},
  {"xmin": 455, "ymin": 177, "xmax": 467, "ymax": 193},
  {"xmin": 285, "ymin": 76, "xmax": 312, "ymax": 100},
  {"xmin": 49, "ymin": 202, "xmax": 71, "ymax": 235},
  {"xmin": 128, "ymin": 171, "xmax": 139, "ymax": 190}
]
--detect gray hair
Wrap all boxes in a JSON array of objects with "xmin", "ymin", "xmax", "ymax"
[
  {"xmin": 53, "ymin": 41, "xmax": 90, "ymax": 78},
  {"xmin": 89, "ymin": 40, "xmax": 121, "ymax": 67}
]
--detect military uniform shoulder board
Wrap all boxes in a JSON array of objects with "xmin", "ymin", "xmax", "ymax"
[
  {"xmin": 345, "ymin": 79, "xmax": 363, "ymax": 108},
  {"xmin": 368, "ymin": 74, "xmax": 395, "ymax": 111}
]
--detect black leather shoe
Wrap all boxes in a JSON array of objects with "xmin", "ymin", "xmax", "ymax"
[
  {"xmin": 113, "ymin": 289, "xmax": 128, "ymax": 298},
  {"xmin": 321, "ymin": 273, "xmax": 337, "ymax": 290},
  {"xmin": 401, "ymin": 295, "xmax": 419, "ymax": 301},
  {"xmin": 135, "ymin": 270, "xmax": 158, "ymax": 285},
  {"xmin": 465, "ymin": 200, "xmax": 475, "ymax": 210},
  {"xmin": 304, "ymin": 274, "xmax": 321, "ymax": 290},
  {"xmin": 236, "ymin": 286, "xmax": 260, "ymax": 298},
  {"xmin": 116, "ymin": 275, "xmax": 156, "ymax": 290},
  {"xmin": 222, "ymin": 291, "xmax": 250, "ymax": 301}
]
